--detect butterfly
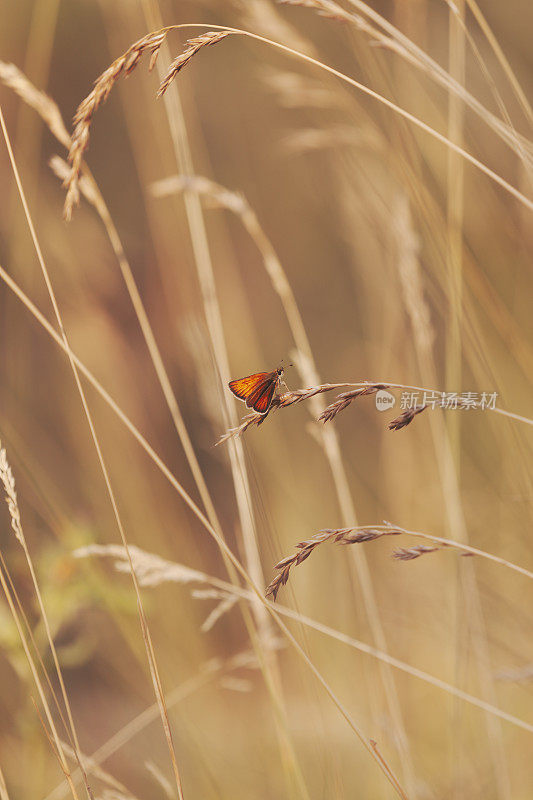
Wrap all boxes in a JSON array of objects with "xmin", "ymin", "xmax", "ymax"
[{"xmin": 228, "ymin": 366, "xmax": 285, "ymax": 414}]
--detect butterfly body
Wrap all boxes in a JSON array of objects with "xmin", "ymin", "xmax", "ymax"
[{"xmin": 228, "ymin": 367, "xmax": 284, "ymax": 414}]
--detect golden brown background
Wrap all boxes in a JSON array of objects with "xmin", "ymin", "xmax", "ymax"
[{"xmin": 0, "ymin": 0, "xmax": 532, "ymax": 798}]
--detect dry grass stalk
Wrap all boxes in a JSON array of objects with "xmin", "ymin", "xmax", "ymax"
[
  {"xmin": 281, "ymin": 125, "xmax": 375, "ymax": 153},
  {"xmin": 1, "ymin": 99, "xmax": 185, "ymax": 799},
  {"xmin": 249, "ymin": 0, "xmax": 533, "ymax": 186},
  {"xmin": 2, "ymin": 254, "xmax": 531, "ymax": 571},
  {"xmin": 146, "ymin": 761, "xmax": 174, "ymax": 799},
  {"xmin": 219, "ymin": 676, "xmax": 253, "ymax": 692},
  {"xmin": 0, "ymin": 447, "xmax": 23, "ymax": 545},
  {"xmin": 0, "ymin": 61, "xmax": 70, "ymax": 147},
  {"xmin": 393, "ymin": 545, "xmax": 440, "ymax": 561},
  {"xmin": 48, "ymin": 639, "xmax": 286, "ymax": 800},
  {"xmin": 4, "ymin": 42, "xmax": 524, "ymax": 780},
  {"xmin": 215, "ymin": 385, "xmax": 340, "ymax": 441},
  {"xmin": 191, "ymin": 590, "xmax": 239, "ymax": 633},
  {"xmin": 31, "ymin": 699, "xmax": 74, "ymax": 788},
  {"xmin": 218, "ymin": 382, "xmax": 428, "ymax": 442},
  {"xmin": 266, "ymin": 527, "xmax": 403, "ymax": 600},
  {"xmin": 64, "ymin": 29, "xmax": 167, "ymax": 218},
  {"xmin": 454, "ymin": 0, "xmax": 533, "ymax": 126},
  {"xmin": 393, "ymin": 194, "xmax": 434, "ymax": 355},
  {"xmin": 0, "ymin": 64, "xmax": 233, "ymax": 580},
  {"xmin": 64, "ymin": 28, "xmax": 228, "ymax": 218},
  {"xmin": 318, "ymin": 386, "xmax": 385, "ymax": 423},
  {"xmin": 0, "ymin": 554, "xmax": 81, "ymax": 799},
  {"xmin": 9, "ymin": 74, "xmax": 266, "ymax": 746},
  {"xmin": 151, "ymin": 174, "xmax": 248, "ymax": 215},
  {"xmin": 49, "ymin": 156, "xmax": 99, "ymax": 205},
  {"xmin": 76, "ymin": 524, "xmax": 410, "ymax": 795},
  {"xmin": 74, "ymin": 543, "xmax": 209, "ymax": 587},
  {"xmin": 263, "ymin": 66, "xmax": 352, "ymax": 110},
  {"xmin": 444, "ymin": 3, "xmax": 533, "ymax": 187},
  {"xmin": 147, "ymin": 764, "xmax": 179, "ymax": 800},
  {"xmin": 4, "ymin": 257, "xmax": 528, "ymax": 795},
  {"xmin": 61, "ymin": 17, "xmax": 533, "ymax": 227},
  {"xmin": 47, "ymin": 147, "xmax": 292, "ymax": 777},
  {"xmin": 267, "ymin": 519, "xmax": 533, "ymax": 600},
  {"xmin": 62, "ymin": 19, "xmax": 533, "ymax": 231},
  {"xmin": 12, "ymin": 61, "xmax": 258, "ymax": 674},
  {"xmin": 142, "ymin": 8, "xmax": 277, "ymax": 681},
  {"xmin": 218, "ymin": 372, "xmax": 533, "ymax": 440},
  {"xmin": 388, "ymin": 405, "xmax": 428, "ymax": 431},
  {"xmin": 0, "ymin": 442, "xmax": 93, "ymax": 796},
  {"xmin": 157, "ymin": 32, "xmax": 230, "ymax": 96},
  {"xmin": 0, "ymin": 63, "xmax": 226, "ymax": 542},
  {"xmin": 59, "ymin": 743, "xmax": 130, "ymax": 799},
  {"xmin": 279, "ymin": 0, "xmax": 351, "ymax": 21},
  {"xmin": 150, "ymin": 164, "xmax": 415, "ymax": 786},
  {"xmin": 496, "ymin": 664, "xmax": 533, "ymax": 684},
  {"xmin": 73, "ymin": 541, "xmax": 533, "ymax": 735},
  {"xmin": 3, "ymin": 59, "xmax": 278, "ymax": 796},
  {"xmin": 0, "ymin": 766, "xmax": 9, "ymax": 800},
  {"xmin": 284, "ymin": 0, "xmax": 533, "ymax": 168}
]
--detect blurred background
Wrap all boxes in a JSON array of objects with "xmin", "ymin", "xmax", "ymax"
[{"xmin": 0, "ymin": 0, "xmax": 532, "ymax": 797}]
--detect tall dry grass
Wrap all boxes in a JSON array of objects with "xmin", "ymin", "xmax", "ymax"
[{"xmin": 0, "ymin": 1, "xmax": 532, "ymax": 798}]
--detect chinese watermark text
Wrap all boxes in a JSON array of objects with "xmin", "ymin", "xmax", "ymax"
[{"xmin": 398, "ymin": 391, "xmax": 497, "ymax": 410}]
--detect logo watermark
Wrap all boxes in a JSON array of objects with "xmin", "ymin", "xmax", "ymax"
[{"xmin": 375, "ymin": 389, "xmax": 396, "ymax": 412}]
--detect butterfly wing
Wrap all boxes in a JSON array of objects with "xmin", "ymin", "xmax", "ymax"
[
  {"xmin": 228, "ymin": 373, "xmax": 270, "ymax": 403},
  {"xmin": 250, "ymin": 380, "xmax": 276, "ymax": 414},
  {"xmin": 229, "ymin": 372, "xmax": 278, "ymax": 414}
]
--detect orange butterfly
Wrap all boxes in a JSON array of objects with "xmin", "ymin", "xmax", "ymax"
[{"xmin": 228, "ymin": 366, "xmax": 285, "ymax": 414}]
